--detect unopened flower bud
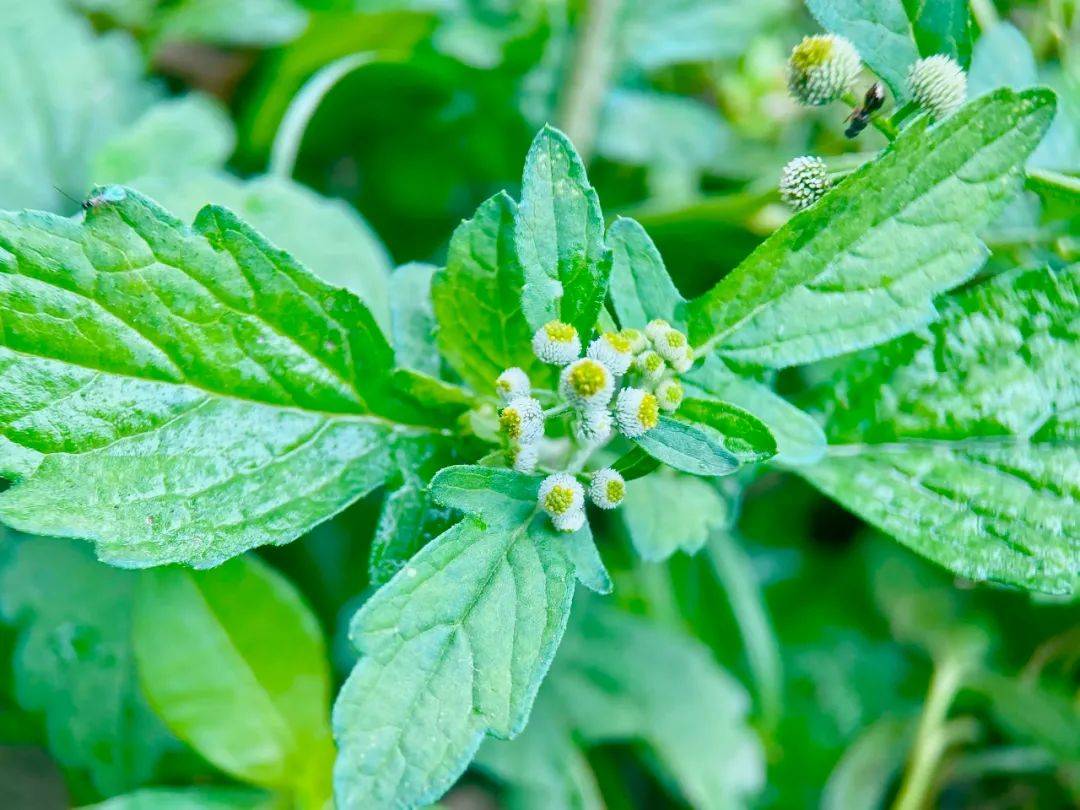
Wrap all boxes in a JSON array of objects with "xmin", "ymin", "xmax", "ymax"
[
  {"xmin": 644, "ymin": 318, "xmax": 671, "ymax": 344},
  {"xmin": 787, "ymin": 34, "xmax": 861, "ymax": 106},
  {"xmin": 635, "ymin": 350, "xmax": 666, "ymax": 383},
  {"xmin": 499, "ymin": 396, "xmax": 544, "ymax": 444},
  {"xmin": 510, "ymin": 441, "xmax": 539, "ymax": 473},
  {"xmin": 620, "ymin": 328, "xmax": 647, "ymax": 354},
  {"xmin": 532, "ymin": 320, "xmax": 581, "ymax": 365},
  {"xmin": 655, "ymin": 378, "xmax": 684, "ymax": 412},
  {"xmin": 586, "ymin": 331, "xmax": 634, "ymax": 375},
  {"xmin": 494, "ymin": 367, "xmax": 530, "ymax": 403},
  {"xmin": 653, "ymin": 327, "xmax": 689, "ymax": 366},
  {"xmin": 779, "ymin": 156, "xmax": 830, "ymax": 211},
  {"xmin": 588, "ymin": 468, "xmax": 626, "ymax": 510},
  {"xmin": 908, "ymin": 55, "xmax": 966, "ymax": 119},
  {"xmin": 614, "ymin": 387, "xmax": 660, "ymax": 438},
  {"xmin": 538, "ymin": 473, "xmax": 586, "ymax": 532},
  {"xmin": 574, "ymin": 407, "xmax": 613, "ymax": 445}
]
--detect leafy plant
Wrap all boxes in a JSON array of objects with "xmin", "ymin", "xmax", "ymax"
[{"xmin": 0, "ymin": 1, "xmax": 1077, "ymax": 809}]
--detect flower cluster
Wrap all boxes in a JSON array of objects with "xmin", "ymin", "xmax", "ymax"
[{"xmin": 493, "ymin": 317, "xmax": 694, "ymax": 531}]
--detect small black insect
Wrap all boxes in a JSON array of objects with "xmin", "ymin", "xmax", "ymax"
[{"xmin": 844, "ymin": 82, "xmax": 886, "ymax": 138}]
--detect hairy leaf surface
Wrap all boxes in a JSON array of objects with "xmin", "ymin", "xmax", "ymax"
[
  {"xmin": 803, "ymin": 265, "xmax": 1079, "ymax": 593},
  {"xmin": 688, "ymin": 90, "xmax": 1056, "ymax": 367},
  {"xmin": 0, "ymin": 187, "xmax": 455, "ymax": 567},
  {"xmin": 516, "ymin": 126, "xmax": 612, "ymax": 337},
  {"xmin": 333, "ymin": 466, "xmax": 609, "ymax": 809},
  {"xmin": 608, "ymin": 216, "xmax": 686, "ymax": 329}
]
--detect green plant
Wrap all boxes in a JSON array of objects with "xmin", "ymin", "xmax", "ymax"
[{"xmin": 0, "ymin": 1, "xmax": 1077, "ymax": 809}]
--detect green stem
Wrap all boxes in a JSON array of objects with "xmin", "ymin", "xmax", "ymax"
[
  {"xmin": 969, "ymin": 0, "xmax": 1000, "ymax": 31},
  {"xmin": 892, "ymin": 656, "xmax": 967, "ymax": 810},
  {"xmin": 557, "ymin": 0, "xmax": 623, "ymax": 162}
]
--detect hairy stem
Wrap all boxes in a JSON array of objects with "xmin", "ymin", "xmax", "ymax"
[{"xmin": 557, "ymin": 0, "xmax": 623, "ymax": 162}]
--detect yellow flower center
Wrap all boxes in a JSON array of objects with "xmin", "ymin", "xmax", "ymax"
[
  {"xmin": 664, "ymin": 382, "xmax": 683, "ymax": 403},
  {"xmin": 569, "ymin": 360, "xmax": 608, "ymax": 397},
  {"xmin": 638, "ymin": 393, "xmax": 659, "ymax": 430},
  {"xmin": 544, "ymin": 321, "xmax": 576, "ymax": 343},
  {"xmin": 544, "ymin": 485, "xmax": 575, "ymax": 514},
  {"xmin": 606, "ymin": 479, "xmax": 625, "ymax": 503},
  {"xmin": 499, "ymin": 408, "xmax": 522, "ymax": 439},
  {"xmin": 664, "ymin": 330, "xmax": 687, "ymax": 349},
  {"xmin": 791, "ymin": 37, "xmax": 833, "ymax": 71},
  {"xmin": 604, "ymin": 331, "xmax": 632, "ymax": 353},
  {"xmin": 644, "ymin": 353, "xmax": 664, "ymax": 373}
]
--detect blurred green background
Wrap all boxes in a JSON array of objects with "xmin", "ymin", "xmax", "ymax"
[{"xmin": 0, "ymin": 1, "xmax": 1077, "ymax": 808}]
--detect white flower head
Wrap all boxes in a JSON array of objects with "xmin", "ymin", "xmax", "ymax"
[
  {"xmin": 511, "ymin": 441, "xmax": 539, "ymax": 473},
  {"xmin": 908, "ymin": 55, "xmax": 967, "ymax": 119},
  {"xmin": 559, "ymin": 358, "xmax": 615, "ymax": 407},
  {"xmin": 644, "ymin": 318, "xmax": 671, "ymax": 344},
  {"xmin": 653, "ymin": 327, "xmax": 690, "ymax": 366},
  {"xmin": 574, "ymin": 407, "xmax": 613, "ymax": 445},
  {"xmin": 586, "ymin": 331, "xmax": 634, "ymax": 375},
  {"xmin": 494, "ymin": 367, "xmax": 530, "ymax": 404},
  {"xmin": 671, "ymin": 345, "xmax": 694, "ymax": 374},
  {"xmin": 538, "ymin": 473, "xmax": 586, "ymax": 532},
  {"xmin": 635, "ymin": 350, "xmax": 666, "ymax": 383},
  {"xmin": 588, "ymin": 468, "xmax": 626, "ymax": 510},
  {"xmin": 655, "ymin": 378, "xmax": 685, "ymax": 412},
  {"xmin": 532, "ymin": 320, "xmax": 581, "ymax": 365},
  {"xmin": 614, "ymin": 387, "xmax": 660, "ymax": 438},
  {"xmin": 620, "ymin": 328, "xmax": 648, "ymax": 354},
  {"xmin": 779, "ymin": 155, "xmax": 831, "ymax": 211},
  {"xmin": 499, "ymin": 396, "xmax": 544, "ymax": 444},
  {"xmin": 787, "ymin": 34, "xmax": 861, "ymax": 106}
]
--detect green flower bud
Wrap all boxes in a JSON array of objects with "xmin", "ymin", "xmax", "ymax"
[{"xmin": 779, "ymin": 156, "xmax": 831, "ymax": 211}]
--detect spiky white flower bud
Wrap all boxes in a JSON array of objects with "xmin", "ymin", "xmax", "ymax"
[
  {"xmin": 614, "ymin": 387, "xmax": 660, "ymax": 438},
  {"xmin": 644, "ymin": 318, "xmax": 671, "ymax": 344},
  {"xmin": 908, "ymin": 55, "xmax": 966, "ymax": 119},
  {"xmin": 574, "ymin": 407, "xmax": 613, "ymax": 445},
  {"xmin": 495, "ymin": 367, "xmax": 530, "ymax": 404},
  {"xmin": 532, "ymin": 320, "xmax": 581, "ymax": 365},
  {"xmin": 787, "ymin": 34, "xmax": 861, "ymax": 106},
  {"xmin": 779, "ymin": 156, "xmax": 831, "ymax": 211},
  {"xmin": 620, "ymin": 328, "xmax": 648, "ymax": 354},
  {"xmin": 559, "ymin": 358, "xmax": 615, "ymax": 407},
  {"xmin": 588, "ymin": 468, "xmax": 625, "ymax": 509},
  {"xmin": 655, "ymin": 378, "xmax": 684, "ymax": 412},
  {"xmin": 510, "ymin": 441, "xmax": 539, "ymax": 473},
  {"xmin": 538, "ymin": 473, "xmax": 586, "ymax": 532},
  {"xmin": 586, "ymin": 331, "xmax": 634, "ymax": 375},
  {"xmin": 499, "ymin": 396, "xmax": 544, "ymax": 444},
  {"xmin": 653, "ymin": 327, "xmax": 690, "ymax": 366},
  {"xmin": 635, "ymin": 350, "xmax": 666, "ymax": 383}
]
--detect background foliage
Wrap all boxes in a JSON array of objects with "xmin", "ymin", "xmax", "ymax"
[{"xmin": 0, "ymin": 1, "xmax": 1077, "ymax": 809}]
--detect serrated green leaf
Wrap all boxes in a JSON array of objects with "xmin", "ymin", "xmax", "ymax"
[
  {"xmin": 607, "ymin": 216, "xmax": 686, "ymax": 330},
  {"xmin": 805, "ymin": 0, "xmax": 920, "ymax": 99},
  {"xmin": 131, "ymin": 173, "xmax": 393, "ymax": 331},
  {"xmin": 905, "ymin": 0, "xmax": 971, "ymax": 67},
  {"xmin": 133, "ymin": 555, "xmax": 333, "ymax": 800},
  {"xmin": 622, "ymin": 469, "xmax": 731, "ymax": 560},
  {"xmin": 634, "ymin": 416, "xmax": 740, "ymax": 476},
  {"xmin": 0, "ymin": 0, "xmax": 153, "ymax": 212},
  {"xmin": 0, "ymin": 533, "xmax": 174, "ymax": 795},
  {"xmin": 0, "ymin": 187, "xmax": 448, "ymax": 567},
  {"xmin": 685, "ymin": 356, "xmax": 826, "ymax": 464},
  {"xmin": 432, "ymin": 192, "xmax": 547, "ymax": 393},
  {"xmin": 333, "ymin": 465, "xmax": 609, "ymax": 809},
  {"xmin": 802, "ymin": 265, "xmax": 1079, "ymax": 594},
  {"xmin": 688, "ymin": 89, "xmax": 1057, "ymax": 367},
  {"xmin": 516, "ymin": 126, "xmax": 612, "ymax": 337},
  {"xmin": 678, "ymin": 398, "xmax": 778, "ymax": 464}
]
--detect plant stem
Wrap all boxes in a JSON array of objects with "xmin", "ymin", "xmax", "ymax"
[
  {"xmin": 544, "ymin": 402, "xmax": 572, "ymax": 418},
  {"xmin": 557, "ymin": 0, "xmax": 623, "ymax": 162},
  {"xmin": 892, "ymin": 655, "xmax": 966, "ymax": 810},
  {"xmin": 969, "ymin": 0, "xmax": 1000, "ymax": 32}
]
